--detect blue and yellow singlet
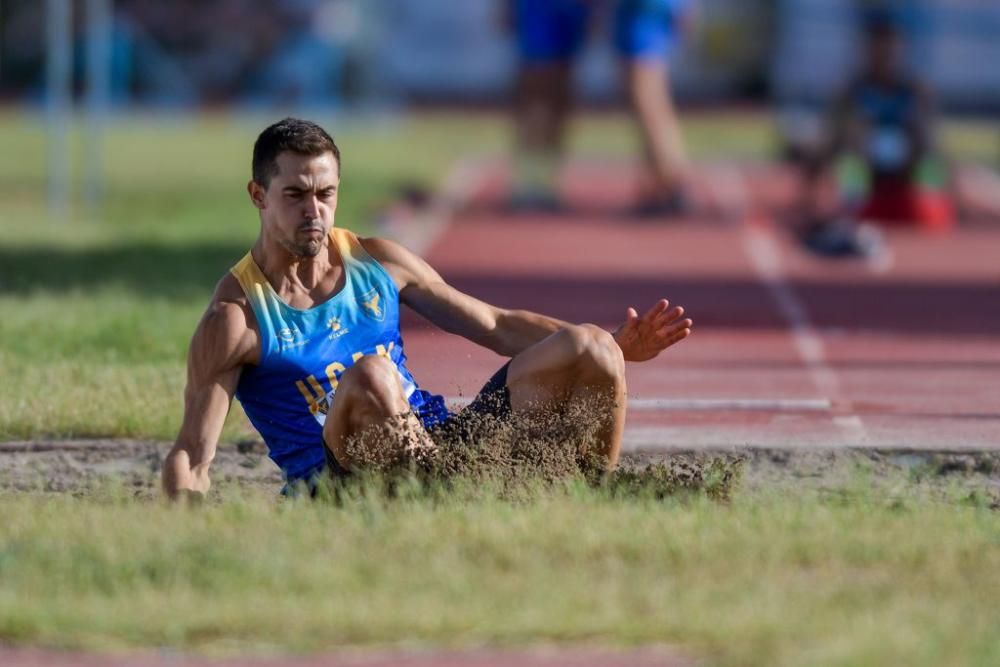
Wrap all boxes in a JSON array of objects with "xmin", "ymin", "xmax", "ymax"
[{"xmin": 232, "ymin": 228, "xmax": 449, "ymax": 483}]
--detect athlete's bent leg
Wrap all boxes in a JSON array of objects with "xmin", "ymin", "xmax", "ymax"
[
  {"xmin": 507, "ymin": 325, "xmax": 627, "ymax": 468},
  {"xmin": 322, "ymin": 355, "xmax": 434, "ymax": 471}
]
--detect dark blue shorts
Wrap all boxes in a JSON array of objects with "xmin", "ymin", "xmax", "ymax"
[{"xmin": 514, "ymin": 0, "xmax": 686, "ymax": 63}]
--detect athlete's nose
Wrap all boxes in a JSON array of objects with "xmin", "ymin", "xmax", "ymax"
[{"xmin": 303, "ymin": 193, "xmax": 321, "ymax": 220}]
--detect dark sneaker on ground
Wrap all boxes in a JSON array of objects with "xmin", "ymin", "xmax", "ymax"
[
  {"xmin": 507, "ymin": 188, "xmax": 566, "ymax": 215},
  {"xmin": 801, "ymin": 219, "xmax": 887, "ymax": 260},
  {"xmin": 630, "ymin": 189, "xmax": 691, "ymax": 220}
]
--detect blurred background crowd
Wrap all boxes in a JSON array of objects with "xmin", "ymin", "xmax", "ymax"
[{"xmin": 1, "ymin": 0, "xmax": 998, "ymax": 112}]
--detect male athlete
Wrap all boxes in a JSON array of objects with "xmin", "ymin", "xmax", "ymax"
[
  {"xmin": 509, "ymin": 0, "xmax": 693, "ymax": 216},
  {"xmin": 162, "ymin": 118, "xmax": 693, "ymax": 499}
]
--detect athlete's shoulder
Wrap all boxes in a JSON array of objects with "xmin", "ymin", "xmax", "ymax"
[
  {"xmin": 356, "ymin": 235, "xmax": 435, "ymax": 288},
  {"xmin": 213, "ymin": 271, "xmax": 249, "ymax": 307},
  {"xmin": 191, "ymin": 273, "xmax": 260, "ymax": 371},
  {"xmin": 356, "ymin": 235, "xmax": 411, "ymax": 262}
]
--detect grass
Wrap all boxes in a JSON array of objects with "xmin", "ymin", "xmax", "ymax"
[{"xmin": 0, "ymin": 476, "xmax": 997, "ymax": 666}]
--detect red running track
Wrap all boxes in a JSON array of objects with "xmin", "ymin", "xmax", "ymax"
[{"xmin": 396, "ymin": 159, "xmax": 1000, "ymax": 452}]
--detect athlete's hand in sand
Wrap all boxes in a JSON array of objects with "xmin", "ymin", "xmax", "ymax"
[{"xmin": 613, "ymin": 299, "xmax": 693, "ymax": 362}]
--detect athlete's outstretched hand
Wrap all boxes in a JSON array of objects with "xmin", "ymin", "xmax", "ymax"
[{"xmin": 613, "ymin": 299, "xmax": 693, "ymax": 362}]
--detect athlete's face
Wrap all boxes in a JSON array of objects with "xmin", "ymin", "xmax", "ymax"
[{"xmin": 249, "ymin": 151, "xmax": 340, "ymax": 258}]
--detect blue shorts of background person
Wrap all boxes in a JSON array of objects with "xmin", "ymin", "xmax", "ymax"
[
  {"xmin": 513, "ymin": 0, "xmax": 591, "ymax": 62},
  {"xmin": 614, "ymin": 0, "xmax": 689, "ymax": 61},
  {"xmin": 513, "ymin": 0, "xmax": 689, "ymax": 63}
]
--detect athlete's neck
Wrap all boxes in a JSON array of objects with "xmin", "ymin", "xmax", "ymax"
[{"xmin": 251, "ymin": 231, "xmax": 343, "ymax": 295}]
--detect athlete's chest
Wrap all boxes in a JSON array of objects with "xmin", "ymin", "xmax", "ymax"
[
  {"xmin": 270, "ymin": 270, "xmax": 346, "ymax": 311},
  {"xmin": 261, "ymin": 273, "xmax": 400, "ymax": 373}
]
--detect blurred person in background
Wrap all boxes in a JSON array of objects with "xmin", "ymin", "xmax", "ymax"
[
  {"xmin": 508, "ymin": 0, "xmax": 695, "ymax": 216},
  {"xmin": 798, "ymin": 9, "xmax": 955, "ymax": 260}
]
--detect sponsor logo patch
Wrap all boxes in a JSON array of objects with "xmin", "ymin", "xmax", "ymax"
[{"xmin": 327, "ymin": 317, "xmax": 350, "ymax": 340}]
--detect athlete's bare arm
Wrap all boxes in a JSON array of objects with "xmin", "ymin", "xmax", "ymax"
[
  {"xmin": 162, "ymin": 276, "xmax": 259, "ymax": 501},
  {"xmin": 361, "ymin": 237, "xmax": 563, "ymax": 357},
  {"xmin": 361, "ymin": 237, "xmax": 691, "ymax": 362}
]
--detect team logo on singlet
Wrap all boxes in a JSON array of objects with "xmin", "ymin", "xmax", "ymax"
[
  {"xmin": 358, "ymin": 287, "xmax": 385, "ymax": 322},
  {"xmin": 327, "ymin": 317, "xmax": 350, "ymax": 340}
]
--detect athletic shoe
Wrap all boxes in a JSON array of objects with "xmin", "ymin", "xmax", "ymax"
[
  {"xmin": 630, "ymin": 188, "xmax": 691, "ymax": 220},
  {"xmin": 507, "ymin": 188, "xmax": 566, "ymax": 215},
  {"xmin": 800, "ymin": 219, "xmax": 888, "ymax": 261}
]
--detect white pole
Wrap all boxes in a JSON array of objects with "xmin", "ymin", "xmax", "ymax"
[
  {"xmin": 85, "ymin": 0, "xmax": 112, "ymax": 211},
  {"xmin": 45, "ymin": 0, "xmax": 72, "ymax": 220}
]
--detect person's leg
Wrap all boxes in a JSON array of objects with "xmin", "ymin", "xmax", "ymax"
[
  {"xmin": 512, "ymin": 62, "xmax": 575, "ymax": 204},
  {"xmin": 506, "ymin": 325, "xmax": 626, "ymax": 468},
  {"xmin": 322, "ymin": 355, "xmax": 435, "ymax": 471},
  {"xmin": 510, "ymin": 0, "xmax": 589, "ymax": 208},
  {"xmin": 615, "ymin": 0, "xmax": 690, "ymax": 212},
  {"xmin": 622, "ymin": 59, "xmax": 689, "ymax": 204}
]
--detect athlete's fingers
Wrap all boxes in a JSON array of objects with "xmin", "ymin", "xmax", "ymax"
[
  {"xmin": 658, "ymin": 327, "xmax": 691, "ymax": 346},
  {"xmin": 654, "ymin": 324, "xmax": 693, "ymax": 348},
  {"xmin": 652, "ymin": 306, "xmax": 685, "ymax": 327},
  {"xmin": 642, "ymin": 299, "xmax": 669, "ymax": 322},
  {"xmin": 655, "ymin": 318, "xmax": 692, "ymax": 336},
  {"xmin": 618, "ymin": 308, "xmax": 640, "ymax": 338}
]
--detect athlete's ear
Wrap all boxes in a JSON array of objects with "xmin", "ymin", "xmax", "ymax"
[{"xmin": 248, "ymin": 180, "xmax": 266, "ymax": 210}]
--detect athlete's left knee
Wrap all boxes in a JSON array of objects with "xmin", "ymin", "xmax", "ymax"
[{"xmin": 573, "ymin": 324, "xmax": 625, "ymax": 382}]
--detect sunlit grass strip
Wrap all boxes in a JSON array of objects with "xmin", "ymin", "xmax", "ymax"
[{"xmin": 0, "ymin": 479, "xmax": 997, "ymax": 666}]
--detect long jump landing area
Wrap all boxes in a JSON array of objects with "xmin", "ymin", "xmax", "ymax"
[{"xmin": 390, "ymin": 159, "xmax": 1000, "ymax": 453}]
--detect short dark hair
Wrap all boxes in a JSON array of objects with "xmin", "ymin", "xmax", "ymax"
[{"xmin": 252, "ymin": 117, "xmax": 341, "ymax": 188}]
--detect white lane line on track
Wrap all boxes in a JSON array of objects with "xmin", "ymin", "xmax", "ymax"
[
  {"xmin": 377, "ymin": 156, "xmax": 489, "ymax": 256},
  {"xmin": 723, "ymin": 164, "xmax": 869, "ymax": 444},
  {"xmin": 445, "ymin": 396, "xmax": 832, "ymax": 412},
  {"xmin": 701, "ymin": 161, "xmax": 750, "ymax": 222}
]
